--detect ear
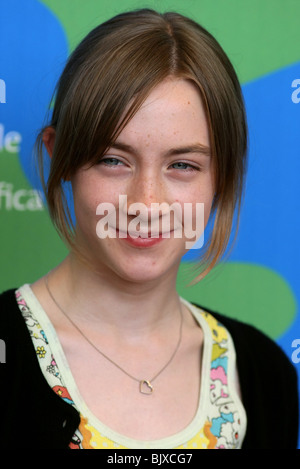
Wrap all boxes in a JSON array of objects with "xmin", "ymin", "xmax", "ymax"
[{"xmin": 42, "ymin": 126, "xmax": 56, "ymax": 158}]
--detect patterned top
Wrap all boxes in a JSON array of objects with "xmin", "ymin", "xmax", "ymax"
[{"xmin": 15, "ymin": 284, "xmax": 247, "ymax": 449}]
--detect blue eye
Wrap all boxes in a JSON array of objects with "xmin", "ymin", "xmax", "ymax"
[
  {"xmin": 99, "ymin": 157, "xmax": 123, "ymax": 166},
  {"xmin": 171, "ymin": 162, "xmax": 198, "ymax": 171}
]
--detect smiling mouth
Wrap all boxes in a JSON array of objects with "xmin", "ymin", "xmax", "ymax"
[
  {"xmin": 113, "ymin": 228, "xmax": 173, "ymax": 248},
  {"xmin": 115, "ymin": 228, "xmax": 174, "ymax": 239}
]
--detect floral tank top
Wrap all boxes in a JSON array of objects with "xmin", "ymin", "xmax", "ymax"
[{"xmin": 15, "ymin": 284, "xmax": 247, "ymax": 449}]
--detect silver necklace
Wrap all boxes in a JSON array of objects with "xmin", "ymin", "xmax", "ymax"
[{"xmin": 44, "ymin": 276, "xmax": 183, "ymax": 395}]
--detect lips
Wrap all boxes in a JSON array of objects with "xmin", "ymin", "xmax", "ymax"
[
  {"xmin": 116, "ymin": 228, "xmax": 172, "ymax": 238},
  {"xmin": 113, "ymin": 228, "xmax": 174, "ymax": 248}
]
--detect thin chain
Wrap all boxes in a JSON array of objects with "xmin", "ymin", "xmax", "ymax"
[{"xmin": 44, "ymin": 276, "xmax": 183, "ymax": 388}]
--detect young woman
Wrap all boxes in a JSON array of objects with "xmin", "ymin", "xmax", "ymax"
[{"xmin": 0, "ymin": 9, "xmax": 298, "ymax": 449}]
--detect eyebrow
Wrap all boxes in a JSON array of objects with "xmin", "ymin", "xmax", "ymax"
[
  {"xmin": 165, "ymin": 144, "xmax": 211, "ymax": 158},
  {"xmin": 109, "ymin": 141, "xmax": 211, "ymax": 158}
]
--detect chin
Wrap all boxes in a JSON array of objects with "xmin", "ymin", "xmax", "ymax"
[
  {"xmin": 77, "ymin": 235, "xmax": 183, "ymax": 283},
  {"xmin": 116, "ymin": 256, "xmax": 181, "ymax": 285}
]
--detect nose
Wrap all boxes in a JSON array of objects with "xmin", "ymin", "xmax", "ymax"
[
  {"xmin": 120, "ymin": 171, "xmax": 169, "ymax": 228},
  {"xmin": 130, "ymin": 169, "xmax": 164, "ymax": 207}
]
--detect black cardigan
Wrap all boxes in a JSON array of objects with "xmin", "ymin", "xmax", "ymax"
[{"xmin": 0, "ymin": 288, "xmax": 298, "ymax": 449}]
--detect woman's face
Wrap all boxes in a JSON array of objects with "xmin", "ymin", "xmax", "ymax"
[{"xmin": 71, "ymin": 78, "xmax": 215, "ymax": 284}]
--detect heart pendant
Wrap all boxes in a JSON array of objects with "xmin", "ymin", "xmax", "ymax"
[{"xmin": 139, "ymin": 380, "xmax": 153, "ymax": 395}]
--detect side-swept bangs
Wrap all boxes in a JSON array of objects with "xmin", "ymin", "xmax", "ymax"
[{"xmin": 35, "ymin": 9, "xmax": 247, "ymax": 280}]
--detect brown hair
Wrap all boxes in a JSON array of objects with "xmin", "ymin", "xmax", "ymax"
[{"xmin": 36, "ymin": 8, "xmax": 247, "ymax": 280}]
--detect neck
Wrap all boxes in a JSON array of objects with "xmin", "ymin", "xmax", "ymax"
[{"xmin": 47, "ymin": 253, "xmax": 183, "ymax": 338}]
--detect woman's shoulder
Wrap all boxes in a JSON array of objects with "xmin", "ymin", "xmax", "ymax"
[
  {"xmin": 0, "ymin": 286, "xmax": 39, "ymax": 353},
  {"xmin": 192, "ymin": 302, "xmax": 299, "ymax": 448},
  {"xmin": 0, "ymin": 286, "xmax": 33, "ymax": 352},
  {"xmin": 192, "ymin": 301, "xmax": 298, "ymax": 397},
  {"xmin": 0, "ymin": 287, "xmax": 20, "ymax": 326},
  {"xmin": 0, "ymin": 287, "xmax": 18, "ymax": 303},
  {"xmin": 193, "ymin": 302, "xmax": 292, "ymax": 364}
]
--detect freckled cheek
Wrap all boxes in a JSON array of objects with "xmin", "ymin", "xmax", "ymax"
[
  {"xmin": 73, "ymin": 174, "xmax": 115, "ymax": 211},
  {"xmin": 73, "ymin": 187, "xmax": 95, "ymax": 214},
  {"xmin": 72, "ymin": 187, "xmax": 101, "ymax": 235}
]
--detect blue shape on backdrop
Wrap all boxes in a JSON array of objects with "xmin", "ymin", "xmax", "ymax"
[
  {"xmin": 0, "ymin": 0, "xmax": 68, "ymax": 190},
  {"xmin": 185, "ymin": 62, "xmax": 300, "ymax": 345}
]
